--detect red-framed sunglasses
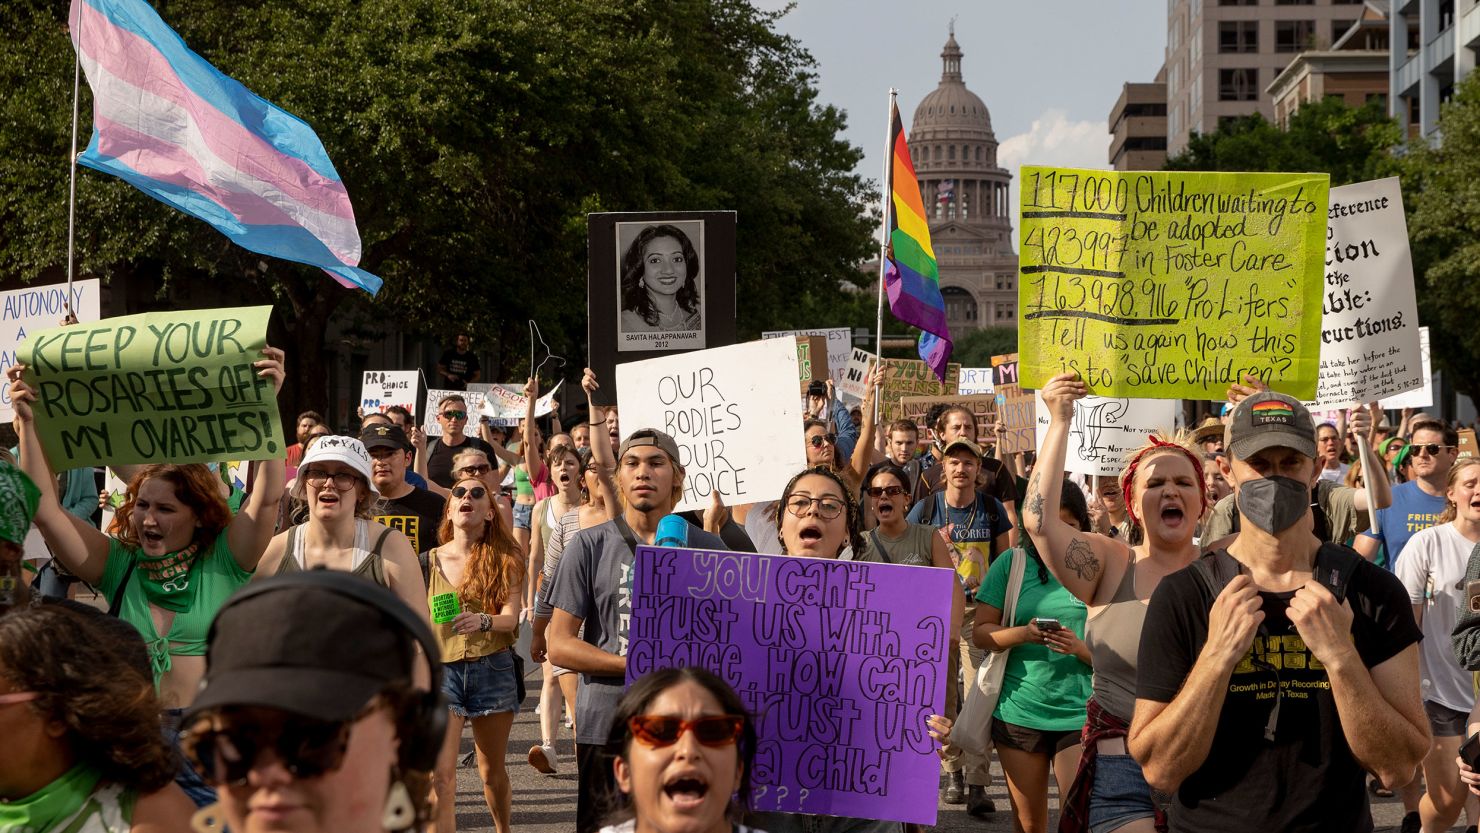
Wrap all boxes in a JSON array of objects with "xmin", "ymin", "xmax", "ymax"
[{"xmin": 628, "ymin": 714, "xmax": 744, "ymax": 748}]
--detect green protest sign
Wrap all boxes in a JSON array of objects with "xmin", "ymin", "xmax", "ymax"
[
  {"xmin": 431, "ymin": 592, "xmax": 461, "ymax": 624},
  {"xmin": 20, "ymin": 306, "xmax": 282, "ymax": 467}
]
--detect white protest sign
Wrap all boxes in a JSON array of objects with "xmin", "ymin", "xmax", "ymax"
[
  {"xmin": 1305, "ymin": 178, "xmax": 1422, "ymax": 409},
  {"xmin": 837, "ymin": 348, "xmax": 878, "ymax": 403},
  {"xmin": 360, "ymin": 371, "xmax": 419, "ymax": 418},
  {"xmin": 476, "ymin": 380, "xmax": 564, "ymax": 426},
  {"xmin": 1, "ymin": 279, "xmax": 102, "ymax": 421},
  {"xmin": 1034, "ymin": 394, "xmax": 1177, "ymax": 477},
  {"xmin": 1380, "ymin": 326, "xmax": 1434, "ymax": 409},
  {"xmin": 762, "ymin": 328, "xmax": 852, "ymax": 387},
  {"xmin": 616, "ymin": 338, "xmax": 806, "ymax": 512},
  {"xmin": 958, "ymin": 368, "xmax": 994, "ymax": 396},
  {"xmin": 423, "ymin": 388, "xmax": 489, "ymax": 438}
]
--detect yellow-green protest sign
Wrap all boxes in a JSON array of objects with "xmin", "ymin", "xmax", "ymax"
[
  {"xmin": 1018, "ymin": 167, "xmax": 1328, "ymax": 399},
  {"xmin": 20, "ymin": 306, "xmax": 283, "ymax": 467}
]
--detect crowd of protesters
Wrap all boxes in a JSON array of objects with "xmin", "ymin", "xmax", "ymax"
[{"xmin": 7, "ymin": 333, "xmax": 1480, "ymax": 833}]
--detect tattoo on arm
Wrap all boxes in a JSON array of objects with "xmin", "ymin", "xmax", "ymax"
[
  {"xmin": 1063, "ymin": 537, "xmax": 1101, "ymax": 582},
  {"xmin": 1025, "ymin": 473, "xmax": 1045, "ymax": 532}
]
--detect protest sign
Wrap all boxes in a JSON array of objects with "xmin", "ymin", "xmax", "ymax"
[
  {"xmin": 898, "ymin": 395, "xmax": 996, "ymax": 439},
  {"xmin": 1018, "ymin": 167, "xmax": 1328, "ymax": 399},
  {"xmin": 422, "ymin": 388, "xmax": 489, "ymax": 438},
  {"xmin": 794, "ymin": 336, "xmax": 830, "ymax": 393},
  {"xmin": 763, "ymin": 328, "xmax": 852, "ymax": 387},
  {"xmin": 838, "ymin": 348, "xmax": 877, "ymax": 403},
  {"xmin": 586, "ymin": 211, "xmax": 738, "ymax": 406},
  {"xmin": 880, "ymin": 359, "xmax": 961, "ymax": 421},
  {"xmin": 615, "ymin": 339, "xmax": 806, "ymax": 512},
  {"xmin": 1459, "ymin": 429, "xmax": 1477, "ymax": 459},
  {"xmin": 20, "ymin": 306, "xmax": 282, "ymax": 468},
  {"xmin": 1303, "ymin": 178, "xmax": 1422, "ymax": 408},
  {"xmin": 958, "ymin": 367, "xmax": 994, "ymax": 396},
  {"xmin": 1380, "ymin": 327, "xmax": 1434, "ymax": 409},
  {"xmin": 360, "ymin": 370, "xmax": 418, "ymax": 418},
  {"xmin": 1, "ymin": 279, "xmax": 102, "ymax": 421},
  {"xmin": 476, "ymin": 381, "xmax": 563, "ymax": 427},
  {"xmin": 628, "ymin": 546, "xmax": 952, "ymax": 825},
  {"xmin": 993, "ymin": 354, "xmax": 1037, "ymax": 454},
  {"xmin": 1033, "ymin": 394, "xmax": 1177, "ymax": 477}
]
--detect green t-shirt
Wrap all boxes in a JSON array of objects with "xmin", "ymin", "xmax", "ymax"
[
  {"xmin": 976, "ymin": 549, "xmax": 1093, "ymax": 732},
  {"xmin": 0, "ymin": 763, "xmax": 136, "ymax": 833}
]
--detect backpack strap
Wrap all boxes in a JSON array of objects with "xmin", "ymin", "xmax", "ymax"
[
  {"xmin": 1190, "ymin": 548, "xmax": 1243, "ymax": 601},
  {"xmin": 1312, "ymin": 542, "xmax": 1360, "ymax": 603}
]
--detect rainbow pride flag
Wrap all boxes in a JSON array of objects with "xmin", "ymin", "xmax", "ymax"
[{"xmin": 883, "ymin": 101, "xmax": 952, "ymax": 380}]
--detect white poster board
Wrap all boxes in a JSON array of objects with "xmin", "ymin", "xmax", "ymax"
[
  {"xmin": 762, "ymin": 328, "xmax": 852, "ymax": 387},
  {"xmin": 1034, "ymin": 394, "xmax": 1177, "ymax": 477},
  {"xmin": 0, "ymin": 279, "xmax": 102, "ymax": 421},
  {"xmin": 616, "ymin": 339, "xmax": 806, "ymax": 512},
  {"xmin": 1305, "ymin": 178, "xmax": 1422, "ymax": 409},
  {"xmin": 360, "ymin": 371, "xmax": 419, "ymax": 418},
  {"xmin": 423, "ymin": 388, "xmax": 489, "ymax": 438},
  {"xmin": 837, "ymin": 348, "xmax": 878, "ymax": 403},
  {"xmin": 958, "ymin": 368, "xmax": 994, "ymax": 396},
  {"xmin": 1380, "ymin": 326, "xmax": 1434, "ymax": 409},
  {"xmin": 476, "ymin": 380, "xmax": 563, "ymax": 426}
]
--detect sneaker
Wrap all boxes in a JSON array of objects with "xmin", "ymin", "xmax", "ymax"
[
  {"xmin": 966, "ymin": 785, "xmax": 995, "ymax": 816},
  {"xmin": 1400, "ymin": 811, "xmax": 1420, "ymax": 833},
  {"xmin": 528, "ymin": 743, "xmax": 557, "ymax": 774},
  {"xmin": 940, "ymin": 769, "xmax": 965, "ymax": 805}
]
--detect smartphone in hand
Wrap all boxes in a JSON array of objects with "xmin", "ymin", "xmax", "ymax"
[
  {"xmin": 1031, "ymin": 617, "xmax": 1063, "ymax": 632},
  {"xmin": 1461, "ymin": 733, "xmax": 1480, "ymax": 770}
]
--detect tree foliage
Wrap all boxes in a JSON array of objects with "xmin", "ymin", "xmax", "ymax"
[
  {"xmin": 0, "ymin": 0, "xmax": 876, "ymax": 414},
  {"xmin": 951, "ymin": 326, "xmax": 1017, "ymax": 368}
]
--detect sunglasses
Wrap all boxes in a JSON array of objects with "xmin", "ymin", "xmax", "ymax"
[
  {"xmin": 451, "ymin": 485, "xmax": 488, "ymax": 499},
  {"xmin": 181, "ymin": 712, "xmax": 355, "ymax": 786},
  {"xmin": 440, "ymin": 410, "xmax": 468, "ymax": 420},
  {"xmin": 784, "ymin": 495, "xmax": 845, "ymax": 520},
  {"xmin": 628, "ymin": 714, "xmax": 745, "ymax": 749},
  {"xmin": 866, "ymin": 485, "xmax": 906, "ymax": 498},
  {"xmin": 807, "ymin": 434, "xmax": 837, "ymax": 448},
  {"xmin": 1413, "ymin": 444, "xmax": 1455, "ymax": 457},
  {"xmin": 457, "ymin": 464, "xmax": 493, "ymax": 476}
]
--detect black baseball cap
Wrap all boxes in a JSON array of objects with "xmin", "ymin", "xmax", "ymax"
[
  {"xmin": 184, "ymin": 573, "xmax": 425, "ymax": 723},
  {"xmin": 359, "ymin": 423, "xmax": 411, "ymax": 452},
  {"xmin": 1225, "ymin": 391, "xmax": 1317, "ymax": 460}
]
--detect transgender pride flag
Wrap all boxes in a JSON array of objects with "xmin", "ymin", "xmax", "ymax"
[{"xmin": 68, "ymin": 0, "xmax": 382, "ymax": 294}]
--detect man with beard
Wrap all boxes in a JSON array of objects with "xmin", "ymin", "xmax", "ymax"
[
  {"xmin": 361, "ymin": 424, "xmax": 445, "ymax": 556},
  {"xmin": 436, "ymin": 331, "xmax": 481, "ymax": 390},
  {"xmin": 284, "ymin": 410, "xmax": 322, "ymax": 470},
  {"xmin": 912, "ymin": 405, "xmax": 1021, "ymax": 546},
  {"xmin": 546, "ymin": 428, "xmax": 726, "ymax": 833}
]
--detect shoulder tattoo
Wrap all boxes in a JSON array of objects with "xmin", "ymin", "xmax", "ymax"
[{"xmin": 1063, "ymin": 537, "xmax": 1101, "ymax": 582}]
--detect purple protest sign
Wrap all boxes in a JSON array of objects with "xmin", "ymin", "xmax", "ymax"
[{"xmin": 626, "ymin": 546, "xmax": 953, "ymax": 826}]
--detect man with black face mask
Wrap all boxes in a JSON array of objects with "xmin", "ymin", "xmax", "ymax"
[{"xmin": 1128, "ymin": 391, "xmax": 1429, "ymax": 833}]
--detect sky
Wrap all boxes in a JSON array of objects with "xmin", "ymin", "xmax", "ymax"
[{"xmin": 756, "ymin": 0, "xmax": 1167, "ymax": 240}]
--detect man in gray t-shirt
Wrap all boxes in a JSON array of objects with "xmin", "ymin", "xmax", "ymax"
[{"xmin": 546, "ymin": 428, "xmax": 725, "ymax": 833}]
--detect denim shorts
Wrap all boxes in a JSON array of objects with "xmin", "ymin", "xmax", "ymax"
[
  {"xmin": 442, "ymin": 650, "xmax": 518, "ymax": 718},
  {"xmin": 512, "ymin": 501, "xmax": 533, "ymax": 530},
  {"xmin": 1088, "ymin": 753, "xmax": 1157, "ymax": 833},
  {"xmin": 162, "ymin": 708, "xmax": 218, "ymax": 808}
]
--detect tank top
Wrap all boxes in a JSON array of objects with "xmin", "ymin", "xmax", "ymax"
[
  {"xmin": 864, "ymin": 523, "xmax": 938, "ymax": 566},
  {"xmin": 276, "ymin": 519, "xmax": 391, "ymax": 588},
  {"xmin": 427, "ymin": 549, "xmax": 515, "ymax": 663},
  {"xmin": 1083, "ymin": 556, "xmax": 1147, "ymax": 720}
]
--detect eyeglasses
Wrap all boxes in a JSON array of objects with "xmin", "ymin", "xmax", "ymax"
[
  {"xmin": 0, "ymin": 691, "xmax": 39, "ymax": 706},
  {"xmin": 784, "ymin": 495, "xmax": 845, "ymax": 519},
  {"xmin": 628, "ymin": 714, "xmax": 745, "ymax": 749},
  {"xmin": 181, "ymin": 712, "xmax": 356, "ymax": 786},
  {"xmin": 807, "ymin": 434, "xmax": 837, "ymax": 448},
  {"xmin": 451, "ymin": 485, "xmax": 487, "ymax": 499},
  {"xmin": 301, "ymin": 470, "xmax": 360, "ymax": 491},
  {"xmin": 440, "ymin": 410, "xmax": 467, "ymax": 421},
  {"xmin": 457, "ymin": 464, "xmax": 492, "ymax": 476},
  {"xmin": 865, "ymin": 485, "xmax": 906, "ymax": 498},
  {"xmin": 1413, "ymin": 444, "xmax": 1455, "ymax": 458}
]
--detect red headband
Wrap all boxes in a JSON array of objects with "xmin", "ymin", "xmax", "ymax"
[{"xmin": 1121, "ymin": 436, "xmax": 1207, "ymax": 527}]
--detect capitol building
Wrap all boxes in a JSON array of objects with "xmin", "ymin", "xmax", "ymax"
[{"xmin": 904, "ymin": 30, "xmax": 1019, "ymax": 334}]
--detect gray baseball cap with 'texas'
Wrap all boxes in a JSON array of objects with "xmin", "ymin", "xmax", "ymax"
[{"xmin": 1224, "ymin": 391, "xmax": 1317, "ymax": 460}]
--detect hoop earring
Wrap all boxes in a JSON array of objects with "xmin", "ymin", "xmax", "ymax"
[
  {"xmin": 190, "ymin": 803, "xmax": 225, "ymax": 833},
  {"xmin": 382, "ymin": 778, "xmax": 416, "ymax": 830}
]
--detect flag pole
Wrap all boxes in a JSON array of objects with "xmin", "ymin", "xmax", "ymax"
[
  {"xmin": 66, "ymin": 53, "xmax": 81, "ymax": 318},
  {"xmin": 873, "ymin": 89, "xmax": 897, "ymax": 420}
]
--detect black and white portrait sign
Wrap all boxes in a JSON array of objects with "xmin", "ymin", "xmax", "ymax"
[{"xmin": 616, "ymin": 220, "xmax": 706, "ymax": 352}]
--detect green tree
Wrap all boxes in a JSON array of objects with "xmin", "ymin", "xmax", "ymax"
[
  {"xmin": 0, "ymin": 0, "xmax": 875, "ymax": 418},
  {"xmin": 951, "ymin": 326, "xmax": 1017, "ymax": 367}
]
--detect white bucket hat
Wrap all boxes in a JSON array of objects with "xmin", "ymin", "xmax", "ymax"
[{"xmin": 298, "ymin": 435, "xmax": 378, "ymax": 495}]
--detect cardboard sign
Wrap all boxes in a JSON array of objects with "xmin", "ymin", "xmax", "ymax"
[
  {"xmin": 958, "ymin": 368, "xmax": 994, "ymax": 396},
  {"xmin": 628, "ymin": 546, "xmax": 953, "ymax": 826},
  {"xmin": 1018, "ymin": 167, "xmax": 1328, "ymax": 399},
  {"xmin": 586, "ymin": 211, "xmax": 738, "ymax": 406},
  {"xmin": 360, "ymin": 370, "xmax": 418, "ymax": 418},
  {"xmin": 1380, "ymin": 327, "xmax": 1434, "ymax": 409},
  {"xmin": 1033, "ymin": 394, "xmax": 1178, "ymax": 477},
  {"xmin": 615, "ymin": 339, "xmax": 806, "ymax": 512},
  {"xmin": 1304, "ymin": 178, "xmax": 1422, "ymax": 409},
  {"xmin": 880, "ymin": 359, "xmax": 961, "ymax": 421},
  {"xmin": 795, "ymin": 336, "xmax": 830, "ymax": 393},
  {"xmin": 763, "ymin": 328, "xmax": 853, "ymax": 388},
  {"xmin": 898, "ymin": 395, "xmax": 997, "ymax": 439},
  {"xmin": 20, "ymin": 306, "xmax": 283, "ymax": 467},
  {"xmin": 475, "ymin": 380, "xmax": 563, "ymax": 427},
  {"xmin": 423, "ymin": 388, "xmax": 489, "ymax": 438},
  {"xmin": 993, "ymin": 353, "xmax": 1036, "ymax": 454},
  {"xmin": 1460, "ymin": 429, "xmax": 1477, "ymax": 459},
  {"xmin": 1, "ymin": 279, "xmax": 103, "ymax": 421},
  {"xmin": 838, "ymin": 348, "xmax": 878, "ymax": 403}
]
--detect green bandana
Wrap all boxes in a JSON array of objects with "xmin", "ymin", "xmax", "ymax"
[
  {"xmin": 131, "ymin": 541, "xmax": 203, "ymax": 613},
  {"xmin": 0, "ymin": 763, "xmax": 103, "ymax": 833},
  {"xmin": 0, "ymin": 461, "xmax": 40, "ymax": 546}
]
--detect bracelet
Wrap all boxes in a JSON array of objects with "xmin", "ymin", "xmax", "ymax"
[{"xmin": 480, "ymin": 613, "xmax": 491, "ymax": 632}]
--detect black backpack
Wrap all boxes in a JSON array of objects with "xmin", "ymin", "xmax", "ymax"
[{"xmin": 1189, "ymin": 544, "xmax": 1361, "ymax": 605}]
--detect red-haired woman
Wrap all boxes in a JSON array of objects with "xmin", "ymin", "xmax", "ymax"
[
  {"xmin": 427, "ymin": 476, "xmax": 525, "ymax": 833},
  {"xmin": 6, "ymin": 352, "xmax": 286, "ymax": 808}
]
